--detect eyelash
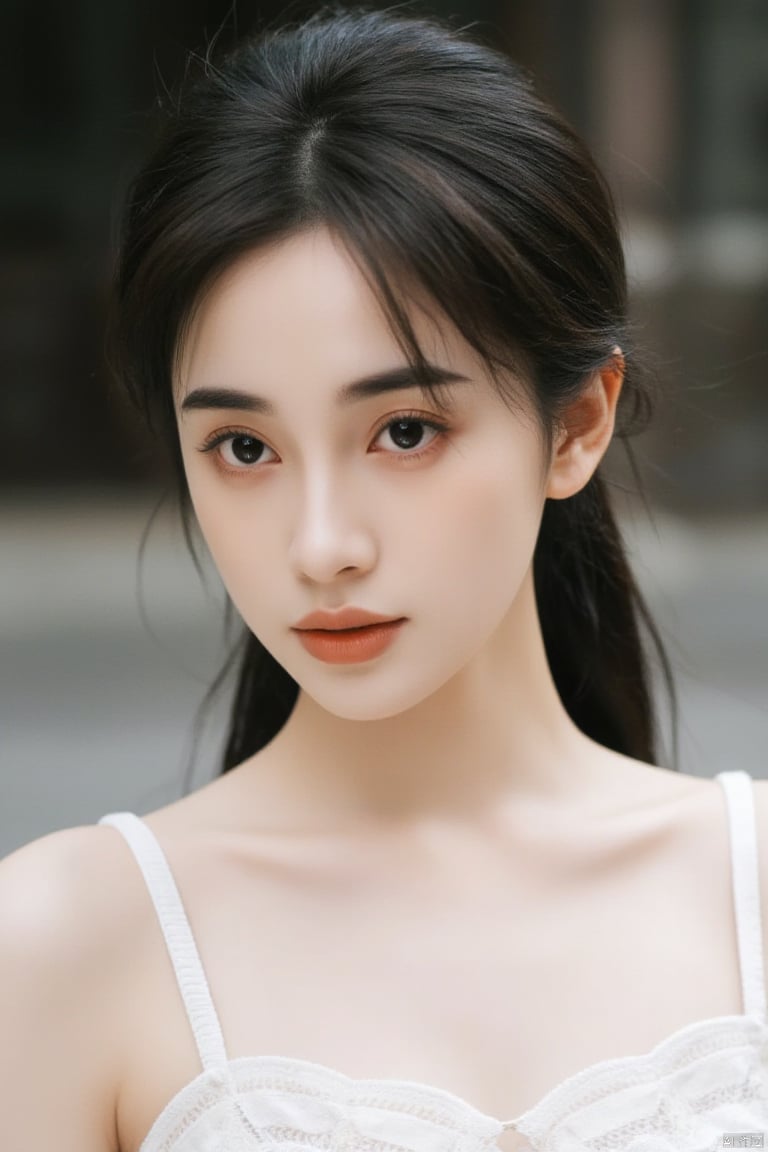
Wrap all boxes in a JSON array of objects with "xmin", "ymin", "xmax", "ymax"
[{"xmin": 196, "ymin": 410, "xmax": 450, "ymax": 473}]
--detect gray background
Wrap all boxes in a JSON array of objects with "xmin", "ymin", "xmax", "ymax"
[
  {"xmin": 2, "ymin": 492, "xmax": 766, "ymax": 858},
  {"xmin": 2, "ymin": 0, "xmax": 767, "ymax": 857}
]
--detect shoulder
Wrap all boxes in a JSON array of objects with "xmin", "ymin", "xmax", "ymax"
[
  {"xmin": 0, "ymin": 822, "xmax": 158, "ymax": 1061},
  {"xmin": 751, "ymin": 778, "xmax": 768, "ymax": 969},
  {"xmin": 0, "ymin": 824, "xmax": 150, "ymax": 1152},
  {"xmin": 0, "ymin": 822, "xmax": 155, "ymax": 1031},
  {"xmin": 644, "ymin": 770, "xmax": 768, "ymax": 1005},
  {"xmin": 0, "ymin": 822, "xmax": 147, "ymax": 962},
  {"xmin": 751, "ymin": 775, "xmax": 768, "ymax": 829},
  {"xmin": 705, "ymin": 773, "xmax": 768, "ymax": 1005}
]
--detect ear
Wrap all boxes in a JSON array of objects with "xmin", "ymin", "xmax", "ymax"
[{"xmin": 545, "ymin": 348, "xmax": 624, "ymax": 500}]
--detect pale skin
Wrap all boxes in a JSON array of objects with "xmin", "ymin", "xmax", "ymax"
[{"xmin": 0, "ymin": 225, "xmax": 766, "ymax": 1152}]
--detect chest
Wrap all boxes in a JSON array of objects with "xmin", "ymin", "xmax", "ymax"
[{"xmin": 114, "ymin": 815, "xmax": 742, "ymax": 1152}]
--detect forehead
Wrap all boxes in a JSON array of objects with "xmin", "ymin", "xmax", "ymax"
[{"xmin": 175, "ymin": 226, "xmax": 484, "ymax": 396}]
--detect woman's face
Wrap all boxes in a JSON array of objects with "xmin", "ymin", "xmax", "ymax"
[{"xmin": 175, "ymin": 227, "xmax": 551, "ymax": 721}]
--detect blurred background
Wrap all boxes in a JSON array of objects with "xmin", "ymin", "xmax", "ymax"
[{"xmin": 1, "ymin": 0, "xmax": 766, "ymax": 857}]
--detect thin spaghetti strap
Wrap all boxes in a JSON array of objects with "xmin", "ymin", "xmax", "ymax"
[
  {"xmin": 98, "ymin": 811, "xmax": 229, "ymax": 1073},
  {"xmin": 714, "ymin": 770, "xmax": 767, "ymax": 1019}
]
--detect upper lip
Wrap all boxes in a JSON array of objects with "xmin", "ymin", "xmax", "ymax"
[{"xmin": 292, "ymin": 608, "xmax": 404, "ymax": 631}]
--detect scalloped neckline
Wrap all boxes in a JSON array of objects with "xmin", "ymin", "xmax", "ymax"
[{"xmin": 139, "ymin": 1009, "xmax": 767, "ymax": 1150}]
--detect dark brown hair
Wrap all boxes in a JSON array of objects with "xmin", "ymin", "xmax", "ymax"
[{"xmin": 110, "ymin": 3, "xmax": 676, "ymax": 775}]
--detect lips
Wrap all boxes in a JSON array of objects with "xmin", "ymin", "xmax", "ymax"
[
  {"xmin": 294, "ymin": 618, "xmax": 407, "ymax": 664},
  {"xmin": 292, "ymin": 607, "xmax": 404, "ymax": 631}
]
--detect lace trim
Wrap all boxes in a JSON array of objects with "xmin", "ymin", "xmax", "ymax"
[
  {"xmin": 515, "ymin": 1015, "xmax": 767, "ymax": 1141},
  {"xmin": 229, "ymin": 1062, "xmax": 505, "ymax": 1135},
  {"xmin": 147, "ymin": 1069, "xmax": 233, "ymax": 1152},
  {"xmin": 138, "ymin": 1019, "xmax": 768, "ymax": 1152},
  {"xmin": 233, "ymin": 1116, "xmax": 439, "ymax": 1152}
]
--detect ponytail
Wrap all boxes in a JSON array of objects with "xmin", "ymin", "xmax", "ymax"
[{"xmin": 535, "ymin": 474, "xmax": 675, "ymax": 764}]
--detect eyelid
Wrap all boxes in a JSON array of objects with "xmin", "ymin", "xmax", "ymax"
[
  {"xmin": 196, "ymin": 409, "xmax": 451, "ymax": 472},
  {"xmin": 370, "ymin": 409, "xmax": 449, "ymax": 441},
  {"xmin": 197, "ymin": 426, "xmax": 271, "ymax": 456}
]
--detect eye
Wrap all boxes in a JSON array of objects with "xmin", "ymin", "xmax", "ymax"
[
  {"xmin": 372, "ymin": 412, "xmax": 448, "ymax": 459},
  {"xmin": 196, "ymin": 411, "xmax": 449, "ymax": 475},
  {"xmin": 198, "ymin": 429, "xmax": 276, "ymax": 469}
]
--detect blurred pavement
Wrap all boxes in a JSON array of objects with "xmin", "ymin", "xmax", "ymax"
[{"xmin": 1, "ymin": 494, "xmax": 766, "ymax": 858}]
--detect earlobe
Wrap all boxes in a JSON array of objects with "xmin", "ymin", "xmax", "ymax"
[{"xmin": 545, "ymin": 349, "xmax": 624, "ymax": 501}]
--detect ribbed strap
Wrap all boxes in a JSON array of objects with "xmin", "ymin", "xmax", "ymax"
[
  {"xmin": 714, "ymin": 770, "xmax": 767, "ymax": 1019},
  {"xmin": 98, "ymin": 811, "xmax": 229, "ymax": 1073}
]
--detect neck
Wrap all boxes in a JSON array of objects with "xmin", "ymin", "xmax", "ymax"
[{"xmin": 236, "ymin": 571, "xmax": 601, "ymax": 832}]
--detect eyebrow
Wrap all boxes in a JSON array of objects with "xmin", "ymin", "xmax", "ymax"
[{"xmin": 180, "ymin": 364, "xmax": 471, "ymax": 415}]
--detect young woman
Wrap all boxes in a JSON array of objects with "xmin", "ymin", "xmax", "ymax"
[{"xmin": 1, "ymin": 6, "xmax": 766, "ymax": 1151}]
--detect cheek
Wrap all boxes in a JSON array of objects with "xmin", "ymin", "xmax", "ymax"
[
  {"xmin": 449, "ymin": 445, "xmax": 541, "ymax": 537},
  {"xmin": 421, "ymin": 453, "xmax": 543, "ymax": 613},
  {"xmin": 182, "ymin": 436, "xmax": 544, "ymax": 635},
  {"xmin": 183, "ymin": 466, "xmax": 274, "ymax": 607}
]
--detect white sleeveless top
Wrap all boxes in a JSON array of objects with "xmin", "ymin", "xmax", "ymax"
[{"xmin": 99, "ymin": 769, "xmax": 768, "ymax": 1152}]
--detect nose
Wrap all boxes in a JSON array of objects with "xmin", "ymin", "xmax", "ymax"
[{"xmin": 287, "ymin": 468, "xmax": 377, "ymax": 584}]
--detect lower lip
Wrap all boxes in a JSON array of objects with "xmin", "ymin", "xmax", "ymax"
[{"xmin": 294, "ymin": 620, "xmax": 406, "ymax": 664}]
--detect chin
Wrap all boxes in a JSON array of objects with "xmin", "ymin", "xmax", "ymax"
[{"xmin": 299, "ymin": 674, "xmax": 446, "ymax": 724}]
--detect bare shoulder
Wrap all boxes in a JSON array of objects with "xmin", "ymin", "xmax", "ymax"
[
  {"xmin": 0, "ymin": 822, "xmax": 146, "ymax": 959},
  {"xmin": 0, "ymin": 819, "xmax": 150, "ymax": 1033},
  {"xmin": 673, "ymin": 771, "xmax": 768, "ymax": 999},
  {"xmin": 0, "ymin": 825, "xmax": 152, "ymax": 1152},
  {"xmin": 0, "ymin": 821, "xmax": 157, "ymax": 1018},
  {"xmin": 654, "ymin": 769, "xmax": 764, "ymax": 843},
  {"xmin": 751, "ymin": 779, "xmax": 768, "ymax": 980},
  {"xmin": 751, "ymin": 776, "xmax": 768, "ymax": 828}
]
